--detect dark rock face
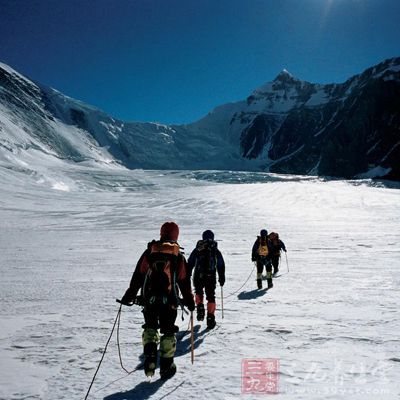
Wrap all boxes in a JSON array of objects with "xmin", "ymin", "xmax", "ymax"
[
  {"xmin": 70, "ymin": 109, "xmax": 87, "ymax": 130},
  {"xmin": 318, "ymin": 80, "xmax": 400, "ymax": 178},
  {"xmin": 240, "ymin": 114, "xmax": 282, "ymax": 159},
  {"xmin": 238, "ymin": 58, "xmax": 400, "ymax": 180}
]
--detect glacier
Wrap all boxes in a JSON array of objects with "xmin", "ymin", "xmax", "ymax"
[{"xmin": 0, "ymin": 163, "xmax": 399, "ymax": 399}]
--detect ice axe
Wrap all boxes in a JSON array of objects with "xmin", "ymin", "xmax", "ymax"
[
  {"xmin": 116, "ymin": 296, "xmax": 144, "ymax": 306},
  {"xmin": 285, "ymin": 251, "xmax": 290, "ymax": 273},
  {"xmin": 190, "ymin": 311, "xmax": 194, "ymax": 364},
  {"xmin": 221, "ymin": 286, "xmax": 224, "ymax": 319}
]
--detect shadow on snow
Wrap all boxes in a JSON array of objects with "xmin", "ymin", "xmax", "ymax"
[
  {"xmin": 237, "ymin": 288, "xmax": 268, "ymax": 300},
  {"xmin": 175, "ymin": 323, "xmax": 219, "ymax": 357},
  {"xmin": 103, "ymin": 379, "xmax": 186, "ymax": 400}
]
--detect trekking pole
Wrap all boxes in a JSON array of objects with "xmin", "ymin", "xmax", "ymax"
[
  {"xmin": 221, "ymin": 286, "xmax": 224, "ymax": 319},
  {"xmin": 84, "ymin": 305, "xmax": 121, "ymax": 400},
  {"xmin": 190, "ymin": 311, "xmax": 194, "ymax": 364},
  {"xmin": 285, "ymin": 252, "xmax": 289, "ymax": 273}
]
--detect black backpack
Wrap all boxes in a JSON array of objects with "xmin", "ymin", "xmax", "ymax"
[
  {"xmin": 194, "ymin": 239, "xmax": 218, "ymax": 276},
  {"xmin": 143, "ymin": 240, "xmax": 180, "ymax": 304}
]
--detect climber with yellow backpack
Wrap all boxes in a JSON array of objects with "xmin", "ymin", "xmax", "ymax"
[{"xmin": 251, "ymin": 229, "xmax": 274, "ymax": 290}]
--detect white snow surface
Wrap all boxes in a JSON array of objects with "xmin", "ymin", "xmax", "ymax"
[
  {"xmin": 357, "ymin": 166, "xmax": 393, "ymax": 179},
  {"xmin": 306, "ymin": 86, "xmax": 330, "ymax": 107},
  {"xmin": 0, "ymin": 162, "xmax": 399, "ymax": 400}
]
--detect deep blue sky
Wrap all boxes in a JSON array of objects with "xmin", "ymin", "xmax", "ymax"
[{"xmin": 1, "ymin": 0, "xmax": 399, "ymax": 124}]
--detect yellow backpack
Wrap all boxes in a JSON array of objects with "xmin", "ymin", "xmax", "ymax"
[{"xmin": 258, "ymin": 237, "xmax": 269, "ymax": 257}]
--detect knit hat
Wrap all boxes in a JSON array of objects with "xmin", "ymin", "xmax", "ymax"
[
  {"xmin": 160, "ymin": 222, "xmax": 179, "ymax": 241},
  {"xmin": 260, "ymin": 229, "xmax": 268, "ymax": 237},
  {"xmin": 202, "ymin": 230, "xmax": 214, "ymax": 241}
]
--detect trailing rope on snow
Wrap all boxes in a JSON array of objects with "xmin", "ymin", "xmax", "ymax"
[
  {"xmin": 89, "ymin": 299, "xmax": 195, "ymax": 397},
  {"xmin": 116, "ymin": 305, "xmax": 137, "ymax": 374},
  {"xmin": 217, "ymin": 263, "xmax": 256, "ymax": 300},
  {"xmin": 84, "ymin": 303, "xmax": 141, "ymax": 399},
  {"xmin": 84, "ymin": 305, "xmax": 122, "ymax": 400},
  {"xmin": 92, "ymin": 368, "xmax": 139, "ymax": 395}
]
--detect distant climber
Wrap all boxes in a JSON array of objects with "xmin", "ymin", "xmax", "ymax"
[
  {"xmin": 252, "ymin": 229, "xmax": 273, "ymax": 289},
  {"xmin": 268, "ymin": 232, "xmax": 287, "ymax": 275}
]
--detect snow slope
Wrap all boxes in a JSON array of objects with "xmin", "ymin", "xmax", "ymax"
[
  {"xmin": 0, "ymin": 165, "xmax": 399, "ymax": 400},
  {"xmin": 0, "ymin": 61, "xmax": 249, "ymax": 172}
]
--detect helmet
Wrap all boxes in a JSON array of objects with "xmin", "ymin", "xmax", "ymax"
[
  {"xmin": 160, "ymin": 222, "xmax": 179, "ymax": 241},
  {"xmin": 202, "ymin": 230, "xmax": 215, "ymax": 241},
  {"xmin": 260, "ymin": 229, "xmax": 268, "ymax": 237}
]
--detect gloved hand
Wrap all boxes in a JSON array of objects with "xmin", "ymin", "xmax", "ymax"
[
  {"xmin": 219, "ymin": 278, "xmax": 225, "ymax": 287},
  {"xmin": 251, "ymin": 256, "xmax": 257, "ymax": 262},
  {"xmin": 119, "ymin": 295, "xmax": 132, "ymax": 306},
  {"xmin": 283, "ymin": 248, "xmax": 287, "ymax": 253},
  {"xmin": 134, "ymin": 295, "xmax": 144, "ymax": 306},
  {"xmin": 185, "ymin": 296, "xmax": 195, "ymax": 312}
]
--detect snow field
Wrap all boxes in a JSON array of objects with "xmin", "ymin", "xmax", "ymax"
[{"xmin": 0, "ymin": 167, "xmax": 399, "ymax": 399}]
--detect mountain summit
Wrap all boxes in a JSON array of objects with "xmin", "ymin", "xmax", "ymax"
[
  {"xmin": 0, "ymin": 57, "xmax": 399, "ymax": 179},
  {"xmin": 273, "ymin": 69, "xmax": 296, "ymax": 82}
]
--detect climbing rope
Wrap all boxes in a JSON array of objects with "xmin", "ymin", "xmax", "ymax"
[
  {"xmin": 116, "ymin": 305, "xmax": 137, "ymax": 374},
  {"xmin": 84, "ymin": 304, "xmax": 140, "ymax": 399},
  {"xmin": 217, "ymin": 263, "xmax": 256, "ymax": 299},
  {"xmin": 84, "ymin": 306, "xmax": 122, "ymax": 400}
]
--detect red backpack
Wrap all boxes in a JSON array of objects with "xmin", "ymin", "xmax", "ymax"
[
  {"xmin": 143, "ymin": 240, "xmax": 181, "ymax": 303},
  {"xmin": 268, "ymin": 232, "xmax": 281, "ymax": 255},
  {"xmin": 268, "ymin": 232, "xmax": 279, "ymax": 244}
]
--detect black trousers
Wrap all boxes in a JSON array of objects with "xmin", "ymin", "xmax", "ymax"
[
  {"xmin": 271, "ymin": 255, "xmax": 280, "ymax": 272},
  {"xmin": 194, "ymin": 273, "xmax": 216, "ymax": 303},
  {"xmin": 257, "ymin": 258, "xmax": 272, "ymax": 276},
  {"xmin": 142, "ymin": 302, "xmax": 178, "ymax": 335}
]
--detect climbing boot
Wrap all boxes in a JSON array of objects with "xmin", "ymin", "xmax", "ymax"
[
  {"xmin": 206, "ymin": 313, "xmax": 216, "ymax": 330},
  {"xmin": 160, "ymin": 357, "xmax": 177, "ymax": 380},
  {"xmin": 143, "ymin": 342, "xmax": 157, "ymax": 377},
  {"xmin": 196, "ymin": 303, "xmax": 205, "ymax": 321}
]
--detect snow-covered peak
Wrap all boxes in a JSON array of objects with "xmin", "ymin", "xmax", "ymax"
[
  {"xmin": 273, "ymin": 68, "xmax": 296, "ymax": 82},
  {"xmin": 254, "ymin": 69, "xmax": 301, "ymax": 95}
]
